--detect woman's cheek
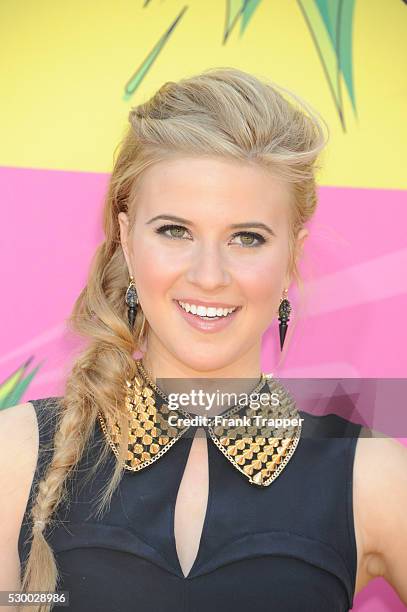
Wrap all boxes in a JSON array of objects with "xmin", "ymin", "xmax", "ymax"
[{"xmin": 237, "ymin": 254, "xmax": 286, "ymax": 294}]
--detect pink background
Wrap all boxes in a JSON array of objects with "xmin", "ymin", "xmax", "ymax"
[
  {"xmin": 2, "ymin": 165, "xmax": 406, "ymax": 394},
  {"xmin": 1, "ymin": 165, "xmax": 406, "ymax": 610}
]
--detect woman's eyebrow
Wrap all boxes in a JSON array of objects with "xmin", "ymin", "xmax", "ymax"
[
  {"xmin": 230, "ymin": 222, "xmax": 275, "ymax": 236},
  {"xmin": 146, "ymin": 214, "xmax": 275, "ymax": 236}
]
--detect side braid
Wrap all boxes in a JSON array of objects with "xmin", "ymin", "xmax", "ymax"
[{"xmin": 20, "ymin": 395, "xmax": 95, "ymax": 603}]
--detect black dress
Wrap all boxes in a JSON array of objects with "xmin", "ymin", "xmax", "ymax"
[{"xmin": 18, "ymin": 393, "xmax": 362, "ymax": 612}]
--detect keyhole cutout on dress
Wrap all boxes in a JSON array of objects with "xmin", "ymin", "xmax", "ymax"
[{"xmin": 173, "ymin": 427, "xmax": 209, "ymax": 578}]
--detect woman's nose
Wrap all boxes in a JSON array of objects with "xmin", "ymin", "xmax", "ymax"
[{"xmin": 185, "ymin": 242, "xmax": 232, "ymax": 290}]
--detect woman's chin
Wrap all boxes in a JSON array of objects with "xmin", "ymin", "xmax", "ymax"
[{"xmin": 171, "ymin": 349, "xmax": 242, "ymax": 375}]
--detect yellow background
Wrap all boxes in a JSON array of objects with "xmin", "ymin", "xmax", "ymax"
[{"xmin": 1, "ymin": 0, "xmax": 406, "ymax": 188}]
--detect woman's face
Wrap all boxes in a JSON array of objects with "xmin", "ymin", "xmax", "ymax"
[{"xmin": 119, "ymin": 156, "xmax": 307, "ymax": 375}]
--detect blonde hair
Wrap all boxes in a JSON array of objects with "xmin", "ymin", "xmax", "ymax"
[{"xmin": 20, "ymin": 67, "xmax": 328, "ymax": 608}]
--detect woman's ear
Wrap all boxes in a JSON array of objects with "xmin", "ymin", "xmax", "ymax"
[
  {"xmin": 118, "ymin": 212, "xmax": 132, "ymax": 274},
  {"xmin": 284, "ymin": 227, "xmax": 309, "ymax": 289},
  {"xmin": 295, "ymin": 227, "xmax": 309, "ymax": 261}
]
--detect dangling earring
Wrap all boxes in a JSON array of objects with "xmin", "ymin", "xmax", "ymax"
[
  {"xmin": 125, "ymin": 275, "xmax": 139, "ymax": 330},
  {"xmin": 278, "ymin": 288, "xmax": 291, "ymax": 351}
]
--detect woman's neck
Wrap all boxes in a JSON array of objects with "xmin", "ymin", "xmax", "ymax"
[
  {"xmin": 140, "ymin": 347, "xmax": 263, "ymax": 380},
  {"xmin": 138, "ymin": 343, "xmax": 265, "ymax": 414}
]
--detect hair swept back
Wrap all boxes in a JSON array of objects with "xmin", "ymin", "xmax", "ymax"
[{"xmin": 20, "ymin": 66, "xmax": 328, "ymax": 609}]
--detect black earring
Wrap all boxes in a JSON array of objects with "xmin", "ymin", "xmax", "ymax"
[
  {"xmin": 278, "ymin": 289, "xmax": 291, "ymax": 351},
  {"xmin": 125, "ymin": 275, "xmax": 139, "ymax": 330}
]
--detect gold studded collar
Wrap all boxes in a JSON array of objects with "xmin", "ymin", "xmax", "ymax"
[{"xmin": 97, "ymin": 360, "xmax": 302, "ymax": 487}]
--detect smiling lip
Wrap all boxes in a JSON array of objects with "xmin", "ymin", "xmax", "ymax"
[
  {"xmin": 174, "ymin": 298, "xmax": 239, "ymax": 309},
  {"xmin": 173, "ymin": 299, "xmax": 241, "ymax": 333}
]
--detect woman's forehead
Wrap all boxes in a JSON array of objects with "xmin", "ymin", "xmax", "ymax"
[{"xmin": 131, "ymin": 157, "xmax": 291, "ymax": 223}]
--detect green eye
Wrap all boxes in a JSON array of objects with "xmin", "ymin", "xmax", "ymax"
[
  {"xmin": 168, "ymin": 226, "xmax": 185, "ymax": 238},
  {"xmin": 230, "ymin": 231, "xmax": 266, "ymax": 247},
  {"xmin": 240, "ymin": 234, "xmax": 255, "ymax": 245},
  {"xmin": 155, "ymin": 224, "xmax": 190, "ymax": 240}
]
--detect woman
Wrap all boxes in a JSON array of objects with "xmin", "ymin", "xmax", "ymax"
[{"xmin": 1, "ymin": 67, "xmax": 406, "ymax": 612}]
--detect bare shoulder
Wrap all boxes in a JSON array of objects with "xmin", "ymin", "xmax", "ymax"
[
  {"xmin": 353, "ymin": 425, "xmax": 407, "ymax": 604},
  {"xmin": 0, "ymin": 400, "xmax": 37, "ymax": 429},
  {"xmin": 0, "ymin": 402, "xmax": 39, "ymax": 593},
  {"xmin": 0, "ymin": 401, "xmax": 39, "ymax": 523},
  {"xmin": 0, "ymin": 401, "xmax": 39, "ymax": 492}
]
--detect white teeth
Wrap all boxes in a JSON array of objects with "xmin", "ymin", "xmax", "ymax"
[{"xmin": 177, "ymin": 301, "xmax": 237, "ymax": 318}]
